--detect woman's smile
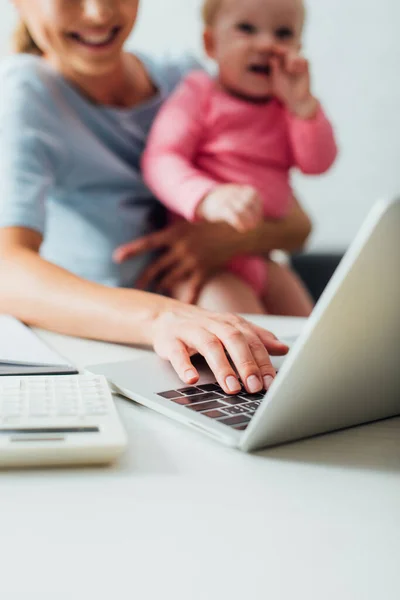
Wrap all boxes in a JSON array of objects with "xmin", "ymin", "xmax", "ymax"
[{"xmin": 66, "ymin": 25, "xmax": 123, "ymax": 52}]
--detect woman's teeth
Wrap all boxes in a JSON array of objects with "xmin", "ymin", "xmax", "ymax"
[{"xmin": 70, "ymin": 27, "xmax": 120, "ymax": 47}]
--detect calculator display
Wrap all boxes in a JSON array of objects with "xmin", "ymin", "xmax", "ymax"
[{"xmin": 0, "ymin": 427, "xmax": 99, "ymax": 434}]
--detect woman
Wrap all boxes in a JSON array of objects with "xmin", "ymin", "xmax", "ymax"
[{"xmin": 0, "ymin": 0, "xmax": 311, "ymax": 395}]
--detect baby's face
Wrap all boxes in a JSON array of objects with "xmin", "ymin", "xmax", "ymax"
[{"xmin": 204, "ymin": 0, "xmax": 304, "ymax": 101}]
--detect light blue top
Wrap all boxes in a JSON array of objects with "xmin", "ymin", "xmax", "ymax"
[{"xmin": 0, "ymin": 52, "xmax": 198, "ymax": 287}]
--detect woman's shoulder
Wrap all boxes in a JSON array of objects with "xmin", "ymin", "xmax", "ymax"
[
  {"xmin": 135, "ymin": 50, "xmax": 205, "ymax": 96},
  {"xmin": 1, "ymin": 54, "xmax": 60, "ymax": 92},
  {"xmin": 0, "ymin": 55, "xmax": 64, "ymax": 121}
]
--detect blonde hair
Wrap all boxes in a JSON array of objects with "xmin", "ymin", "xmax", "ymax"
[
  {"xmin": 202, "ymin": 0, "xmax": 225, "ymax": 26},
  {"xmin": 13, "ymin": 20, "xmax": 43, "ymax": 55}
]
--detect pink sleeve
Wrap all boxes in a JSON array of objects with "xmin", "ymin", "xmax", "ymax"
[
  {"xmin": 286, "ymin": 105, "xmax": 338, "ymax": 175},
  {"xmin": 142, "ymin": 72, "xmax": 218, "ymax": 221}
]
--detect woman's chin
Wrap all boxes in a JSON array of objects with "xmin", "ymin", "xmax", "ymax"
[{"xmin": 67, "ymin": 53, "xmax": 124, "ymax": 78}]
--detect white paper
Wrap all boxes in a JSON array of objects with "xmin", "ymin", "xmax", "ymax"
[{"xmin": 0, "ymin": 315, "xmax": 71, "ymax": 366}]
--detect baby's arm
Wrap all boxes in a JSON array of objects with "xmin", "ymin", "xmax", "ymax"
[
  {"xmin": 286, "ymin": 106, "xmax": 338, "ymax": 175},
  {"xmin": 143, "ymin": 73, "xmax": 263, "ymax": 231},
  {"xmin": 142, "ymin": 72, "xmax": 217, "ymax": 221},
  {"xmin": 269, "ymin": 46, "xmax": 337, "ymax": 175}
]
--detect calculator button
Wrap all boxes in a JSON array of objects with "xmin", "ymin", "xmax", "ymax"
[{"xmin": 3, "ymin": 401, "xmax": 22, "ymax": 415}]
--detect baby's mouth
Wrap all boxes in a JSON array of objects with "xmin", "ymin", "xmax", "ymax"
[
  {"xmin": 248, "ymin": 64, "xmax": 271, "ymax": 76},
  {"xmin": 67, "ymin": 26, "xmax": 122, "ymax": 48}
]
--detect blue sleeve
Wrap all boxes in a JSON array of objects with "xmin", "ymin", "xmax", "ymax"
[{"xmin": 0, "ymin": 57, "xmax": 68, "ymax": 234}]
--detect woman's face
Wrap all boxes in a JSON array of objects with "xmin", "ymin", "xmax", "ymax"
[{"xmin": 13, "ymin": 0, "xmax": 140, "ymax": 76}]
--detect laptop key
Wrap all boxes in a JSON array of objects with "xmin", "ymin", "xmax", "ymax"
[
  {"xmin": 169, "ymin": 394, "xmax": 209, "ymax": 406},
  {"xmin": 159, "ymin": 391, "xmax": 222, "ymax": 406},
  {"xmin": 177, "ymin": 387, "xmax": 203, "ymax": 395},
  {"xmin": 157, "ymin": 390, "xmax": 185, "ymax": 399},
  {"xmin": 222, "ymin": 396, "xmax": 250, "ymax": 405},
  {"xmin": 224, "ymin": 406, "xmax": 250, "ymax": 415},
  {"xmin": 186, "ymin": 400, "xmax": 227, "ymax": 412},
  {"xmin": 238, "ymin": 392, "xmax": 265, "ymax": 400},
  {"xmin": 196, "ymin": 383, "xmax": 222, "ymax": 392},
  {"xmin": 246, "ymin": 401, "xmax": 261, "ymax": 409},
  {"xmin": 201, "ymin": 409, "xmax": 227, "ymax": 419},
  {"xmin": 219, "ymin": 415, "xmax": 251, "ymax": 426},
  {"xmin": 188, "ymin": 392, "xmax": 223, "ymax": 402}
]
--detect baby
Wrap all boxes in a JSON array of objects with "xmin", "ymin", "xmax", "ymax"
[{"xmin": 141, "ymin": 0, "xmax": 338, "ymax": 315}]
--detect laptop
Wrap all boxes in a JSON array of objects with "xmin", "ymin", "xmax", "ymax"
[{"xmin": 87, "ymin": 197, "xmax": 400, "ymax": 451}]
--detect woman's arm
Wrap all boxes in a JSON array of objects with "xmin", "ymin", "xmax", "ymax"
[
  {"xmin": 240, "ymin": 195, "xmax": 313, "ymax": 254},
  {"xmin": 114, "ymin": 196, "xmax": 312, "ymax": 302},
  {"xmin": 0, "ymin": 227, "xmax": 160, "ymax": 345},
  {"xmin": 0, "ymin": 226, "xmax": 288, "ymax": 394}
]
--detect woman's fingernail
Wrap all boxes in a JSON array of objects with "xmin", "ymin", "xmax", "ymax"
[
  {"xmin": 247, "ymin": 375, "xmax": 262, "ymax": 393},
  {"xmin": 184, "ymin": 369, "xmax": 197, "ymax": 382},
  {"xmin": 226, "ymin": 375, "xmax": 240, "ymax": 392},
  {"xmin": 263, "ymin": 375, "xmax": 274, "ymax": 390}
]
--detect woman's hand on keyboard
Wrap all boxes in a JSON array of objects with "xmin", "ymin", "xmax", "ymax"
[{"xmin": 151, "ymin": 308, "xmax": 288, "ymax": 395}]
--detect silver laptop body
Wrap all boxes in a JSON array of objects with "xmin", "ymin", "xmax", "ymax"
[{"xmin": 87, "ymin": 197, "xmax": 400, "ymax": 451}]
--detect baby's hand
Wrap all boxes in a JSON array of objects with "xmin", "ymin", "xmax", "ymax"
[
  {"xmin": 196, "ymin": 184, "xmax": 263, "ymax": 232},
  {"xmin": 270, "ymin": 46, "xmax": 319, "ymax": 119}
]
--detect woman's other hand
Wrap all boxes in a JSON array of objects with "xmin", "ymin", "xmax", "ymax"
[
  {"xmin": 114, "ymin": 220, "xmax": 243, "ymax": 303},
  {"xmin": 113, "ymin": 196, "xmax": 311, "ymax": 304},
  {"xmin": 151, "ymin": 306, "xmax": 289, "ymax": 394}
]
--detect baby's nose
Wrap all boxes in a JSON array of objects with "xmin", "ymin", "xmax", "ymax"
[{"xmin": 255, "ymin": 32, "xmax": 275, "ymax": 52}]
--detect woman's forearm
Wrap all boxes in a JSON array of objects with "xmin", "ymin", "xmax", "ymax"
[
  {"xmin": 0, "ymin": 242, "xmax": 179, "ymax": 346},
  {"xmin": 0, "ymin": 232, "xmax": 291, "ymax": 396}
]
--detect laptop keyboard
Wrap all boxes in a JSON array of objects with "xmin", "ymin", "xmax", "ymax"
[{"xmin": 156, "ymin": 380, "xmax": 272, "ymax": 431}]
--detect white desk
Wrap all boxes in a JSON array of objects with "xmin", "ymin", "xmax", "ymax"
[{"xmin": 1, "ymin": 316, "xmax": 399, "ymax": 600}]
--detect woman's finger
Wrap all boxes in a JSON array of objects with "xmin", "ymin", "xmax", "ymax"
[
  {"xmin": 234, "ymin": 323, "xmax": 282, "ymax": 389},
  {"xmin": 251, "ymin": 324, "xmax": 290, "ymax": 355},
  {"xmin": 155, "ymin": 337, "xmax": 200, "ymax": 385},
  {"xmin": 136, "ymin": 250, "xmax": 180, "ymax": 290},
  {"xmin": 179, "ymin": 272, "xmax": 207, "ymax": 305},
  {"xmin": 113, "ymin": 233, "xmax": 164, "ymax": 263},
  {"xmin": 179, "ymin": 326, "xmax": 242, "ymax": 394},
  {"xmin": 233, "ymin": 202, "xmax": 262, "ymax": 229},
  {"xmin": 208, "ymin": 322, "xmax": 266, "ymax": 393},
  {"xmin": 113, "ymin": 227, "xmax": 176, "ymax": 263},
  {"xmin": 156, "ymin": 262, "xmax": 196, "ymax": 293},
  {"xmin": 224, "ymin": 207, "xmax": 249, "ymax": 232}
]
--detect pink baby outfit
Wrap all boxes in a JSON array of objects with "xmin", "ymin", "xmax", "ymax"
[{"xmin": 142, "ymin": 71, "xmax": 337, "ymax": 294}]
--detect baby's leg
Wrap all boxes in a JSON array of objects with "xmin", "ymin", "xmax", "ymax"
[
  {"xmin": 172, "ymin": 272, "xmax": 265, "ymax": 313},
  {"xmin": 263, "ymin": 260, "xmax": 314, "ymax": 317},
  {"xmin": 197, "ymin": 272, "xmax": 266, "ymax": 313}
]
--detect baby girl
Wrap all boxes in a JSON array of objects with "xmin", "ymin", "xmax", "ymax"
[{"xmin": 142, "ymin": 0, "xmax": 338, "ymax": 315}]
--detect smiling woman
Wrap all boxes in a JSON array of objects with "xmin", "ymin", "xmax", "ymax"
[
  {"xmin": 67, "ymin": 24, "xmax": 122, "ymax": 49},
  {"xmin": 0, "ymin": 0, "xmax": 314, "ymax": 393},
  {"xmin": 12, "ymin": 0, "xmax": 139, "ymax": 80}
]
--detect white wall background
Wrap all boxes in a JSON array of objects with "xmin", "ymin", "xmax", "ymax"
[{"xmin": 1, "ymin": 0, "xmax": 400, "ymax": 251}]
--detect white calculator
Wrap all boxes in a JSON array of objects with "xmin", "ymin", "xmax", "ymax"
[{"xmin": 0, "ymin": 374, "xmax": 127, "ymax": 468}]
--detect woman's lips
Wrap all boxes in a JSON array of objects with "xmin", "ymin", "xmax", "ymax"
[{"xmin": 67, "ymin": 26, "xmax": 121, "ymax": 49}]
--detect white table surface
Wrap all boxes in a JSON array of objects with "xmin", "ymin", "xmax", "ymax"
[{"xmin": 1, "ymin": 316, "xmax": 399, "ymax": 600}]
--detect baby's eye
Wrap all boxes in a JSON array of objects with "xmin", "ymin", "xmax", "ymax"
[
  {"xmin": 275, "ymin": 26, "xmax": 294, "ymax": 39},
  {"xmin": 236, "ymin": 22, "xmax": 257, "ymax": 34}
]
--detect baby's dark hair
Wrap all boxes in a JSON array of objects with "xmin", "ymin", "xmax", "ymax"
[{"xmin": 13, "ymin": 21, "xmax": 42, "ymax": 55}]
